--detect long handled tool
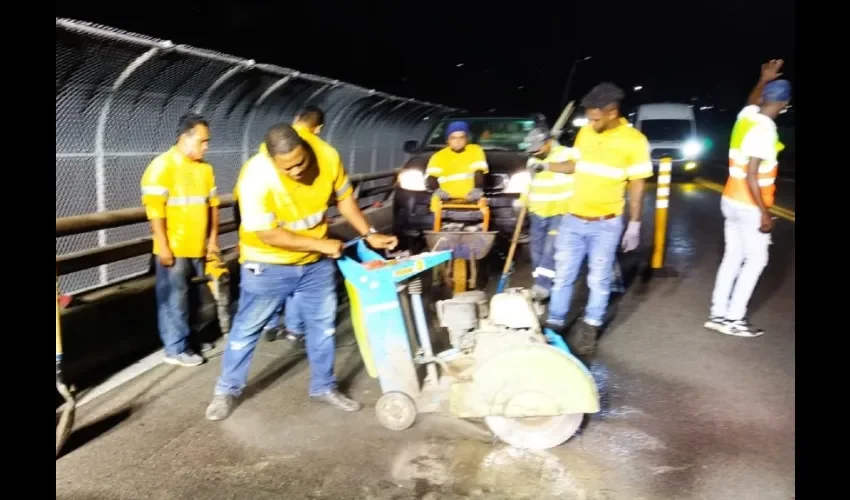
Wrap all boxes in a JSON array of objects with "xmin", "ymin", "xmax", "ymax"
[
  {"xmin": 56, "ymin": 274, "xmax": 75, "ymax": 458},
  {"xmin": 496, "ymin": 101, "xmax": 576, "ymax": 293}
]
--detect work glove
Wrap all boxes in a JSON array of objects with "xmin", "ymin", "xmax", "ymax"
[
  {"xmin": 621, "ymin": 221, "xmax": 641, "ymax": 252},
  {"xmin": 434, "ymin": 188, "xmax": 451, "ymax": 201},
  {"xmin": 528, "ymin": 161, "xmax": 547, "ymax": 173},
  {"xmin": 466, "ymin": 188, "xmax": 483, "ymax": 202}
]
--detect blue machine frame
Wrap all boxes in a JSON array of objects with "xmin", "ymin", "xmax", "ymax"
[{"xmin": 336, "ymin": 241, "xmax": 452, "ymax": 399}]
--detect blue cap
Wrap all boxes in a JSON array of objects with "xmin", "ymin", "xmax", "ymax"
[
  {"xmin": 762, "ymin": 80, "xmax": 792, "ymax": 103},
  {"xmin": 445, "ymin": 121, "xmax": 470, "ymax": 138}
]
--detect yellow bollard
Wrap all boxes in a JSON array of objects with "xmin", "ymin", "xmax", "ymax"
[{"xmin": 651, "ymin": 157, "xmax": 672, "ymax": 269}]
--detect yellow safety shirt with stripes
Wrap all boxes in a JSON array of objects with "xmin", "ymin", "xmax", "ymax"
[
  {"xmin": 722, "ymin": 105, "xmax": 781, "ymax": 208},
  {"xmin": 140, "ymin": 147, "xmax": 220, "ymax": 258},
  {"xmin": 235, "ymin": 130, "xmax": 354, "ymax": 266},
  {"xmin": 425, "ymin": 144, "xmax": 489, "ymax": 211},
  {"xmin": 519, "ymin": 143, "xmax": 578, "ymax": 217},
  {"xmin": 569, "ymin": 119, "xmax": 653, "ymax": 218}
]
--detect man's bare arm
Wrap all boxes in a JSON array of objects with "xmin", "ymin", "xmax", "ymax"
[
  {"xmin": 150, "ymin": 218, "xmax": 169, "ymax": 251},
  {"xmin": 208, "ymin": 207, "xmax": 220, "ymax": 242},
  {"xmin": 627, "ymin": 178, "xmax": 646, "ymax": 222},
  {"xmin": 255, "ymin": 228, "xmax": 329, "ymax": 253},
  {"xmin": 747, "ymin": 59, "xmax": 783, "ymax": 106},
  {"xmin": 336, "ymin": 195, "xmax": 372, "ymax": 236}
]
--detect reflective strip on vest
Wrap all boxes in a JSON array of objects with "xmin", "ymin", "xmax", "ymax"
[
  {"xmin": 142, "ymin": 186, "xmax": 169, "ymax": 196},
  {"xmin": 166, "ymin": 196, "xmax": 209, "ymax": 206},
  {"xmin": 281, "ymin": 209, "xmax": 327, "ymax": 231},
  {"xmin": 469, "ymin": 161, "xmax": 488, "ymax": 171},
  {"xmin": 335, "ymin": 180, "xmax": 352, "ymax": 198},
  {"xmin": 575, "ymin": 161, "xmax": 627, "ymax": 180},
  {"xmin": 723, "ymin": 115, "xmax": 780, "ymax": 206}
]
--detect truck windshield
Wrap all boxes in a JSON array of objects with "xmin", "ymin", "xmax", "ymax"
[
  {"xmin": 425, "ymin": 118, "xmax": 537, "ymax": 151},
  {"xmin": 640, "ymin": 119, "xmax": 692, "ymax": 142}
]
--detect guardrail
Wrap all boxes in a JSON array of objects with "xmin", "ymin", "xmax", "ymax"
[{"xmin": 56, "ymin": 170, "xmax": 398, "ymax": 280}]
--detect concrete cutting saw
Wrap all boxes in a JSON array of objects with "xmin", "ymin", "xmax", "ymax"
[{"xmin": 337, "ymin": 239, "xmax": 600, "ymax": 450}]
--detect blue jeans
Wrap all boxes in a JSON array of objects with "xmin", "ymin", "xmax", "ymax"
[
  {"xmin": 155, "ymin": 257, "xmax": 205, "ymax": 356},
  {"xmin": 266, "ymin": 295, "xmax": 305, "ymax": 335},
  {"xmin": 215, "ymin": 258, "xmax": 338, "ymax": 397},
  {"xmin": 529, "ymin": 213, "xmax": 563, "ymax": 291},
  {"xmin": 547, "ymin": 215, "xmax": 624, "ymax": 327}
]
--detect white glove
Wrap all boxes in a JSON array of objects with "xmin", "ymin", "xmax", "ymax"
[{"xmin": 621, "ymin": 221, "xmax": 641, "ymax": 252}]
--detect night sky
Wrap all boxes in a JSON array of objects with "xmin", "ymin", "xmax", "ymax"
[{"xmin": 56, "ymin": 0, "xmax": 795, "ymax": 128}]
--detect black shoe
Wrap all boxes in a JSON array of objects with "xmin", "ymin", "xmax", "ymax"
[
  {"xmin": 310, "ymin": 389, "xmax": 363, "ymax": 412},
  {"xmin": 264, "ymin": 326, "xmax": 281, "ymax": 342},
  {"xmin": 570, "ymin": 321, "xmax": 599, "ymax": 356}
]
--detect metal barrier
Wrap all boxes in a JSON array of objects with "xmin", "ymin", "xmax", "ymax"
[
  {"xmin": 56, "ymin": 18, "xmax": 458, "ymax": 294},
  {"xmin": 55, "ymin": 171, "xmax": 398, "ymax": 283}
]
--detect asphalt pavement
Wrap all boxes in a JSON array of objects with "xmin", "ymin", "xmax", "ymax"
[{"xmin": 56, "ymin": 180, "xmax": 795, "ymax": 500}]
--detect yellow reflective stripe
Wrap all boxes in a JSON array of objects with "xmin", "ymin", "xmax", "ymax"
[
  {"xmin": 438, "ymin": 172, "xmax": 475, "ymax": 182},
  {"xmin": 626, "ymin": 162, "xmax": 653, "ymax": 177},
  {"xmin": 575, "ymin": 161, "xmax": 627, "ymax": 180},
  {"xmin": 243, "ymin": 212, "xmax": 277, "ymax": 231},
  {"xmin": 166, "ymin": 196, "xmax": 209, "ymax": 206},
  {"xmin": 425, "ymin": 166, "xmax": 442, "ymax": 175},
  {"xmin": 282, "ymin": 209, "xmax": 327, "ymax": 231},
  {"xmin": 142, "ymin": 186, "xmax": 169, "ymax": 196},
  {"xmin": 470, "ymin": 161, "xmax": 488, "ymax": 171},
  {"xmin": 758, "ymin": 178, "xmax": 775, "ymax": 187},
  {"xmin": 335, "ymin": 180, "xmax": 352, "ymax": 197},
  {"xmin": 729, "ymin": 165, "xmax": 777, "ymax": 179},
  {"xmin": 529, "ymin": 192, "xmax": 573, "ymax": 202}
]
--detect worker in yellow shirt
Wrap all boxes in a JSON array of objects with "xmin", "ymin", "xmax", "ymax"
[
  {"xmin": 539, "ymin": 83, "xmax": 653, "ymax": 355},
  {"xmin": 425, "ymin": 121, "xmax": 488, "ymax": 208},
  {"xmin": 259, "ymin": 106, "xmax": 329, "ymax": 346},
  {"xmin": 140, "ymin": 113, "xmax": 220, "ymax": 367},
  {"xmin": 519, "ymin": 127, "xmax": 577, "ymax": 301},
  {"xmin": 206, "ymin": 123, "xmax": 398, "ymax": 421}
]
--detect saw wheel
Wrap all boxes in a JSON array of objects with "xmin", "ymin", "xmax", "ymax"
[
  {"xmin": 466, "ymin": 343, "xmax": 599, "ymax": 450},
  {"xmin": 485, "ymin": 412, "xmax": 584, "ymax": 450},
  {"xmin": 375, "ymin": 391, "xmax": 417, "ymax": 431}
]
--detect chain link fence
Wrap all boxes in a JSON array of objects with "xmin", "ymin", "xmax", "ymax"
[{"xmin": 56, "ymin": 18, "xmax": 458, "ymax": 294}]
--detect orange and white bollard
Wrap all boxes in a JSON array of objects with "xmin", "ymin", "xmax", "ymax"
[{"xmin": 650, "ymin": 157, "xmax": 672, "ymax": 270}]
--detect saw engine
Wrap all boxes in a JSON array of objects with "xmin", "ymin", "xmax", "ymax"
[{"xmin": 435, "ymin": 288, "xmax": 545, "ymax": 356}]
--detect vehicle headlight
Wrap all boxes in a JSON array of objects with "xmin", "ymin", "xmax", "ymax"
[
  {"xmin": 398, "ymin": 169, "xmax": 426, "ymax": 191},
  {"xmin": 505, "ymin": 171, "xmax": 531, "ymax": 194},
  {"xmin": 683, "ymin": 140, "xmax": 702, "ymax": 159}
]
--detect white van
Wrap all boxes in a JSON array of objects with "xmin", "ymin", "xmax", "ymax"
[{"xmin": 635, "ymin": 103, "xmax": 702, "ymax": 179}]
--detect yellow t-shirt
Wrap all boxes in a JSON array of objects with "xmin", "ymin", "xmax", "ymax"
[
  {"xmin": 236, "ymin": 132, "xmax": 353, "ymax": 265},
  {"xmin": 140, "ymin": 147, "xmax": 220, "ymax": 258},
  {"xmin": 569, "ymin": 119, "xmax": 653, "ymax": 217},
  {"xmin": 425, "ymin": 144, "xmax": 488, "ymax": 210}
]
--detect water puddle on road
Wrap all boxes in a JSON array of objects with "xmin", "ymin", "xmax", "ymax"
[{"xmin": 378, "ymin": 438, "xmax": 614, "ymax": 500}]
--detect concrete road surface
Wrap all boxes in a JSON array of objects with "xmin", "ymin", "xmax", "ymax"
[{"xmin": 56, "ymin": 181, "xmax": 795, "ymax": 500}]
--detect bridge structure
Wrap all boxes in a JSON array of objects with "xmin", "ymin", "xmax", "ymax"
[{"xmin": 55, "ymin": 19, "xmax": 796, "ymax": 500}]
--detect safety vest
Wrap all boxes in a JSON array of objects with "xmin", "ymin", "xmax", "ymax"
[
  {"xmin": 140, "ymin": 147, "xmax": 220, "ymax": 258},
  {"xmin": 722, "ymin": 106, "xmax": 782, "ymax": 208},
  {"xmin": 521, "ymin": 144, "xmax": 575, "ymax": 217},
  {"xmin": 236, "ymin": 132, "xmax": 353, "ymax": 266}
]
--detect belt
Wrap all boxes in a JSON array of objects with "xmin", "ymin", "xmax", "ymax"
[{"xmin": 570, "ymin": 213, "xmax": 618, "ymax": 221}]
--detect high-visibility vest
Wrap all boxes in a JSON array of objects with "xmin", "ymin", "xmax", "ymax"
[
  {"xmin": 521, "ymin": 144, "xmax": 576, "ymax": 217},
  {"xmin": 722, "ymin": 106, "xmax": 783, "ymax": 208}
]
